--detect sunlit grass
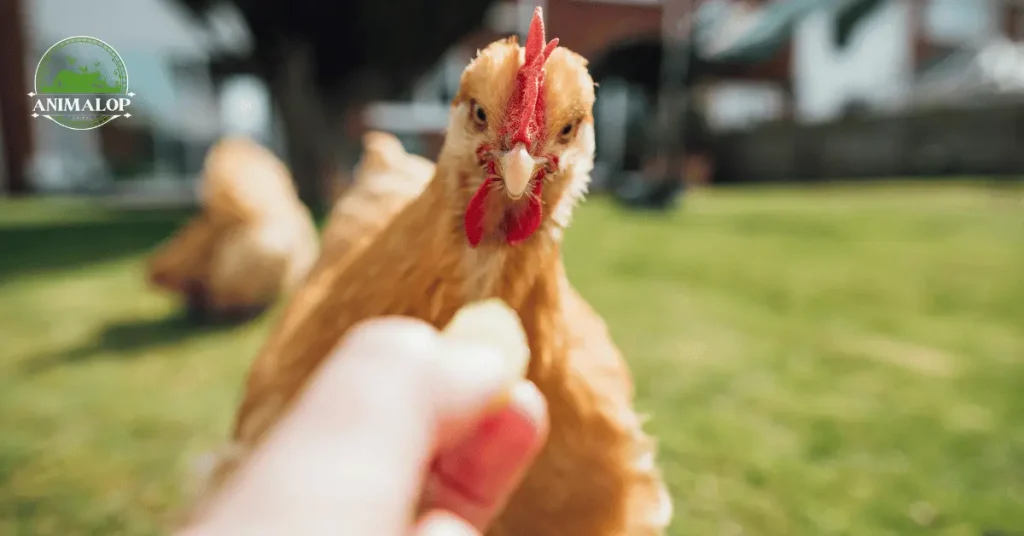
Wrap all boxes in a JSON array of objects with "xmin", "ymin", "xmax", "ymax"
[{"xmin": 1, "ymin": 182, "xmax": 1022, "ymax": 535}]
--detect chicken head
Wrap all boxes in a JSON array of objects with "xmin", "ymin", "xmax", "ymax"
[{"xmin": 446, "ymin": 7, "xmax": 596, "ymax": 248}]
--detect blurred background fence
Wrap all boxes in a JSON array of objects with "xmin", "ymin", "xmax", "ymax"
[{"xmin": 715, "ymin": 96, "xmax": 1024, "ymax": 183}]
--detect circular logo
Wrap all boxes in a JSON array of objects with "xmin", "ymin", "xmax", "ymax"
[{"xmin": 33, "ymin": 36, "xmax": 129, "ymax": 130}]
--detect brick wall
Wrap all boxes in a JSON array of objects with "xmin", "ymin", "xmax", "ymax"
[{"xmin": 546, "ymin": 0, "xmax": 663, "ymax": 61}]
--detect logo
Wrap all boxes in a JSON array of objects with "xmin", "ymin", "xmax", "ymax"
[{"xmin": 27, "ymin": 36, "xmax": 135, "ymax": 130}]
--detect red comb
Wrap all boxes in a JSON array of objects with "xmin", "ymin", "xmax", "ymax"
[{"xmin": 502, "ymin": 6, "xmax": 559, "ymax": 150}]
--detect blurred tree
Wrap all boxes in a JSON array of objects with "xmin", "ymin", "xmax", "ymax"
[
  {"xmin": 0, "ymin": 0, "xmax": 33, "ymax": 195},
  {"xmin": 172, "ymin": 0, "xmax": 500, "ymax": 210}
]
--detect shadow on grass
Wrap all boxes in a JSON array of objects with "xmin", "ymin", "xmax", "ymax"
[
  {"xmin": 19, "ymin": 308, "xmax": 258, "ymax": 375},
  {"xmin": 0, "ymin": 209, "xmax": 194, "ymax": 284}
]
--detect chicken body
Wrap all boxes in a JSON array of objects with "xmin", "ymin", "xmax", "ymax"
[
  {"xmin": 215, "ymin": 10, "xmax": 671, "ymax": 536},
  {"xmin": 147, "ymin": 137, "xmax": 319, "ymax": 322}
]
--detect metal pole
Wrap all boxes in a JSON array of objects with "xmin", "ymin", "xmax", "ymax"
[{"xmin": 652, "ymin": 0, "xmax": 695, "ymax": 187}]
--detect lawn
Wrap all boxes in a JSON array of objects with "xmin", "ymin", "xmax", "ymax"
[{"xmin": 1, "ymin": 183, "xmax": 1022, "ymax": 535}]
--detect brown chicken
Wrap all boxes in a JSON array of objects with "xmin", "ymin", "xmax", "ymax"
[
  {"xmin": 146, "ymin": 137, "xmax": 320, "ymax": 323},
  {"xmin": 317, "ymin": 130, "xmax": 435, "ymax": 271},
  {"xmin": 205, "ymin": 8, "xmax": 672, "ymax": 535}
]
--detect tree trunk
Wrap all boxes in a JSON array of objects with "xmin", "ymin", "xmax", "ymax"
[
  {"xmin": 0, "ymin": 0, "xmax": 33, "ymax": 195},
  {"xmin": 269, "ymin": 42, "xmax": 338, "ymax": 213}
]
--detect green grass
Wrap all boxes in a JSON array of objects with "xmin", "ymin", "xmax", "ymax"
[{"xmin": 1, "ymin": 183, "xmax": 1022, "ymax": 535}]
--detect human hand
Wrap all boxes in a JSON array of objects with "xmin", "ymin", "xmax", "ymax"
[{"xmin": 179, "ymin": 316, "xmax": 548, "ymax": 536}]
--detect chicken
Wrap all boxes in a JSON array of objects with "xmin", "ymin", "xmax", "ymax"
[
  {"xmin": 146, "ymin": 137, "xmax": 320, "ymax": 323},
  {"xmin": 205, "ymin": 8, "xmax": 672, "ymax": 536},
  {"xmin": 246, "ymin": 131, "xmax": 433, "ymax": 360},
  {"xmin": 318, "ymin": 131, "xmax": 434, "ymax": 271}
]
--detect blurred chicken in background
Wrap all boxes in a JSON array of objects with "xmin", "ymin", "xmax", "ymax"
[
  {"xmin": 146, "ymin": 137, "xmax": 319, "ymax": 324},
  {"xmin": 317, "ymin": 131, "xmax": 435, "ymax": 272}
]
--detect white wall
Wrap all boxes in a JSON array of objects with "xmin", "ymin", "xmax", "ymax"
[
  {"xmin": 705, "ymin": 83, "xmax": 785, "ymax": 130},
  {"xmin": 219, "ymin": 75, "xmax": 272, "ymax": 142},
  {"xmin": 792, "ymin": 0, "xmax": 913, "ymax": 123},
  {"xmin": 926, "ymin": 0, "xmax": 997, "ymax": 45},
  {"xmin": 705, "ymin": 0, "xmax": 915, "ymax": 129},
  {"xmin": 783, "ymin": 0, "xmax": 996, "ymax": 125}
]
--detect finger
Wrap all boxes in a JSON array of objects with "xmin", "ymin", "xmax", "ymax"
[
  {"xmin": 413, "ymin": 511, "xmax": 479, "ymax": 536},
  {"xmin": 429, "ymin": 338, "xmax": 520, "ymax": 451},
  {"xmin": 424, "ymin": 381, "xmax": 548, "ymax": 531},
  {"xmin": 188, "ymin": 317, "xmax": 510, "ymax": 535},
  {"xmin": 431, "ymin": 298, "xmax": 531, "ymax": 451}
]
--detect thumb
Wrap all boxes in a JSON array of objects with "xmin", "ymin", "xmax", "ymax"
[
  {"xmin": 423, "ymin": 380, "xmax": 547, "ymax": 531},
  {"xmin": 183, "ymin": 317, "xmax": 514, "ymax": 536}
]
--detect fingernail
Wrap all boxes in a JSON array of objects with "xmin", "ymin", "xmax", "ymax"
[{"xmin": 507, "ymin": 381, "xmax": 547, "ymax": 429}]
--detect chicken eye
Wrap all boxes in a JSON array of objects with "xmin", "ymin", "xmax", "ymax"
[
  {"xmin": 470, "ymin": 100, "xmax": 487, "ymax": 129},
  {"xmin": 558, "ymin": 120, "xmax": 579, "ymax": 142}
]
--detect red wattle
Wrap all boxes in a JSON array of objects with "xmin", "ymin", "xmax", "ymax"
[
  {"xmin": 504, "ymin": 180, "xmax": 544, "ymax": 246},
  {"xmin": 464, "ymin": 179, "xmax": 493, "ymax": 247}
]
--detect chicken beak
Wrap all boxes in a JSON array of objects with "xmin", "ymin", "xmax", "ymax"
[{"xmin": 500, "ymin": 144, "xmax": 536, "ymax": 200}]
